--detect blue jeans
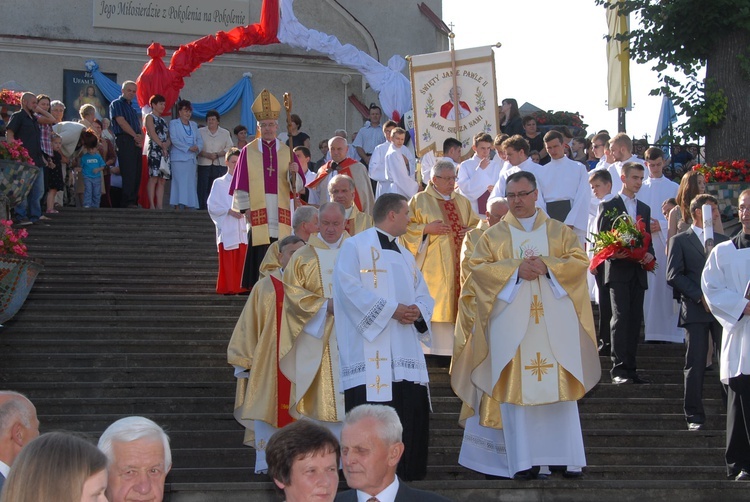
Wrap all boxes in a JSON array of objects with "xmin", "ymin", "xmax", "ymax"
[
  {"xmin": 15, "ymin": 166, "xmax": 45, "ymax": 221},
  {"xmin": 83, "ymin": 177, "xmax": 101, "ymax": 208}
]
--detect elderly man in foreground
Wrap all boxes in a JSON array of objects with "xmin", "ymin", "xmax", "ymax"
[
  {"xmin": 0, "ymin": 391, "xmax": 40, "ymax": 490},
  {"xmin": 336, "ymin": 404, "xmax": 451, "ymax": 501},
  {"xmin": 98, "ymin": 416, "xmax": 171, "ymax": 502}
]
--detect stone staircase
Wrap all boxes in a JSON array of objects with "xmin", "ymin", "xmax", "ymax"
[{"xmin": 1, "ymin": 208, "xmax": 747, "ymax": 501}]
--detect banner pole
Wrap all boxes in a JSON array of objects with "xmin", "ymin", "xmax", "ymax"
[{"xmin": 449, "ymin": 32, "xmax": 460, "ymax": 142}]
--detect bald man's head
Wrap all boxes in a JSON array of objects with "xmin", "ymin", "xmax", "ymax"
[{"xmin": 0, "ymin": 392, "xmax": 40, "ymax": 466}]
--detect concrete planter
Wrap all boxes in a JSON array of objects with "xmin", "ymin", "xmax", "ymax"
[
  {"xmin": 0, "ymin": 256, "xmax": 43, "ymax": 325},
  {"xmin": 0, "ymin": 159, "xmax": 40, "ymax": 220}
]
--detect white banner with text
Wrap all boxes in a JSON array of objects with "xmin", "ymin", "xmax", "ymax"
[
  {"xmin": 93, "ymin": 0, "xmax": 253, "ymax": 36},
  {"xmin": 410, "ymin": 46, "xmax": 498, "ymax": 159}
]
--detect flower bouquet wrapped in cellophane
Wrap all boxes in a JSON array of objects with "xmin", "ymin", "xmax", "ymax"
[{"xmin": 588, "ymin": 208, "xmax": 656, "ymax": 273}]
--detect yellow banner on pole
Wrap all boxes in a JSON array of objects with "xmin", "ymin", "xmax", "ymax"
[{"xmin": 606, "ymin": 3, "xmax": 631, "ymax": 111}]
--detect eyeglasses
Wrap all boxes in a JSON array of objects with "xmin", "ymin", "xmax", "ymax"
[
  {"xmin": 505, "ymin": 189, "xmax": 536, "ymax": 200},
  {"xmin": 434, "ymin": 175, "xmax": 457, "ymax": 181}
]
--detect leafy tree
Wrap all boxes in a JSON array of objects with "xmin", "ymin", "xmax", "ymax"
[{"xmin": 597, "ymin": 0, "xmax": 750, "ymax": 163}]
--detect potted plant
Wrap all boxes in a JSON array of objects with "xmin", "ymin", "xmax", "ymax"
[
  {"xmin": 0, "ymin": 219, "xmax": 43, "ymax": 325},
  {"xmin": 0, "ymin": 89, "xmax": 22, "ymax": 129},
  {"xmin": 0, "ymin": 139, "xmax": 41, "ymax": 220},
  {"xmin": 693, "ymin": 161, "xmax": 750, "ymax": 218}
]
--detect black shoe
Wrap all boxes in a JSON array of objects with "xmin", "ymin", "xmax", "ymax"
[
  {"xmin": 736, "ymin": 470, "xmax": 750, "ymax": 481},
  {"xmin": 513, "ymin": 466, "xmax": 540, "ymax": 480},
  {"xmin": 612, "ymin": 376, "xmax": 631, "ymax": 385},
  {"xmin": 631, "ymin": 375, "xmax": 651, "ymax": 384},
  {"xmin": 484, "ymin": 473, "xmax": 511, "ymax": 480},
  {"xmin": 563, "ymin": 470, "xmax": 584, "ymax": 479}
]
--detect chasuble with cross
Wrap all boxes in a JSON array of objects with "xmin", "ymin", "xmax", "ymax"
[
  {"xmin": 227, "ymin": 269, "xmax": 293, "ymax": 473},
  {"xmin": 452, "ymin": 209, "xmax": 600, "ymax": 476},
  {"xmin": 401, "ymin": 184, "xmax": 479, "ymax": 355},
  {"xmin": 279, "ymin": 234, "xmax": 348, "ymax": 429},
  {"xmin": 229, "ymin": 138, "xmax": 304, "ymax": 246}
]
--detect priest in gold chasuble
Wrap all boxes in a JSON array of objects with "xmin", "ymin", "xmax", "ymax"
[
  {"xmin": 227, "ymin": 235, "xmax": 306, "ymax": 473},
  {"xmin": 452, "ymin": 171, "xmax": 600, "ymax": 479},
  {"xmin": 258, "ymin": 205, "xmax": 319, "ymax": 279},
  {"xmin": 279, "ymin": 203, "xmax": 349, "ymax": 439},
  {"xmin": 229, "ymin": 89, "xmax": 305, "ymax": 289},
  {"xmin": 328, "ymin": 174, "xmax": 373, "ymax": 236},
  {"xmin": 459, "ymin": 197, "xmax": 509, "ymax": 285},
  {"xmin": 401, "ymin": 160, "xmax": 479, "ymax": 356}
]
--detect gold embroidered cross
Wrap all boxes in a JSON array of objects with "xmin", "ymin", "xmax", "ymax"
[
  {"xmin": 530, "ymin": 295, "xmax": 544, "ymax": 324},
  {"xmin": 368, "ymin": 351, "xmax": 388, "ymax": 369},
  {"xmin": 368, "ymin": 375, "xmax": 389, "ymax": 394},
  {"xmin": 525, "ymin": 352, "xmax": 554, "ymax": 382},
  {"xmin": 250, "ymin": 210, "xmax": 265, "ymax": 226},
  {"xmin": 360, "ymin": 247, "xmax": 386, "ymax": 287}
]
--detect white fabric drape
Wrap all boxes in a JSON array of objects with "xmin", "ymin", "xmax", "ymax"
[{"xmin": 277, "ymin": 0, "xmax": 412, "ymax": 121}]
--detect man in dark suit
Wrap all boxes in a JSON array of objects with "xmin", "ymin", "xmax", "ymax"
[
  {"xmin": 667, "ymin": 194, "xmax": 727, "ymax": 431},
  {"xmin": 336, "ymin": 404, "xmax": 451, "ymax": 502},
  {"xmin": 0, "ymin": 392, "xmax": 40, "ymax": 490},
  {"xmin": 596, "ymin": 162, "xmax": 655, "ymax": 384}
]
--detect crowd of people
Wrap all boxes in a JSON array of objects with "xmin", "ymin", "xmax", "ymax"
[
  {"xmin": 3, "ymin": 81, "xmax": 749, "ymax": 498},
  {"xmin": 220, "ymin": 88, "xmax": 749, "ymax": 487},
  {"xmin": 2, "ymin": 82, "xmax": 331, "ymax": 223}
]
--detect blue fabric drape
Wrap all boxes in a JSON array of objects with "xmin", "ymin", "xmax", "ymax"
[
  {"xmin": 84, "ymin": 60, "xmax": 256, "ymax": 131},
  {"xmin": 190, "ymin": 75, "xmax": 256, "ymax": 133}
]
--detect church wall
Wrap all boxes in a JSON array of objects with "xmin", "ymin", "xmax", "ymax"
[{"xmin": 0, "ymin": 0, "xmax": 445, "ymax": 149}]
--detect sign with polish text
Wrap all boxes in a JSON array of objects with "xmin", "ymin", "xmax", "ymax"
[{"xmin": 93, "ymin": 0, "xmax": 253, "ymax": 36}]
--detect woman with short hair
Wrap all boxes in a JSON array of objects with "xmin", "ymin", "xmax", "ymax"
[
  {"xmin": 197, "ymin": 109, "xmax": 234, "ymax": 210},
  {"xmin": 145, "ymin": 94, "xmax": 171, "ymax": 210},
  {"xmin": 169, "ymin": 100, "xmax": 202, "ymax": 210}
]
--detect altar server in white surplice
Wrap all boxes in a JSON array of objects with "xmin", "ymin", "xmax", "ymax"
[
  {"xmin": 489, "ymin": 135, "xmax": 547, "ymax": 212},
  {"xmin": 606, "ymin": 133, "xmax": 648, "ymax": 195},
  {"xmin": 702, "ymin": 189, "xmax": 750, "ymax": 480},
  {"xmin": 537, "ymin": 130, "xmax": 590, "ymax": 245},
  {"xmin": 333, "ymin": 193, "xmax": 434, "ymax": 481},
  {"xmin": 368, "ymin": 120, "xmax": 397, "ymax": 198},
  {"xmin": 453, "ymin": 171, "xmax": 600, "ymax": 480},
  {"xmin": 383, "ymin": 128, "xmax": 419, "ymax": 199},
  {"xmin": 456, "ymin": 133, "xmax": 500, "ymax": 218},
  {"xmin": 638, "ymin": 147, "xmax": 683, "ymax": 343}
]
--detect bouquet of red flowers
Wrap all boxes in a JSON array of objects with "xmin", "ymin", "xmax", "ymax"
[{"xmin": 588, "ymin": 209, "xmax": 656, "ymax": 273}]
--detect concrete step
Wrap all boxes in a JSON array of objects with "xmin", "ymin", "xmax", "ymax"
[
  {"xmin": 21, "ymin": 292, "xmax": 248, "ymax": 306},
  {"xmin": 161, "ymin": 479, "xmax": 750, "ymax": 502},
  {"xmin": 7, "ymin": 381, "xmax": 236, "ymax": 399},
  {"xmin": 3, "ymin": 315, "xmax": 238, "ymax": 328}
]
